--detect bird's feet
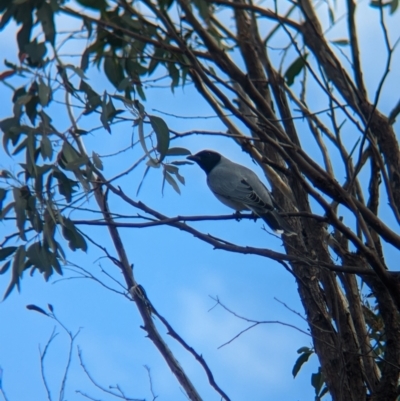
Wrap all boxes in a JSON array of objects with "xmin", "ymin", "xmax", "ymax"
[{"xmin": 234, "ymin": 211, "xmax": 242, "ymax": 221}]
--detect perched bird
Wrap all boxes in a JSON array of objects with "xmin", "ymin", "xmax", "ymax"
[{"xmin": 187, "ymin": 150, "xmax": 296, "ymax": 236}]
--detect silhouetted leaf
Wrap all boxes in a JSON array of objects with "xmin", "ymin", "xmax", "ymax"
[
  {"xmin": 13, "ymin": 187, "xmax": 27, "ymax": 240},
  {"xmin": 292, "ymin": 349, "xmax": 312, "ymax": 378},
  {"xmin": 3, "ymin": 245, "xmax": 26, "ymax": 300},
  {"xmin": 37, "ymin": 2, "xmax": 55, "ymax": 45},
  {"xmin": 25, "ymin": 41, "xmax": 47, "ymax": 67},
  {"xmin": 0, "ymin": 202, "xmax": 15, "ymax": 220},
  {"xmin": 331, "ymin": 39, "xmax": 350, "ymax": 46},
  {"xmin": 61, "ymin": 217, "xmax": 87, "ymax": 251},
  {"xmin": 12, "ymin": 137, "xmax": 28, "ymax": 155},
  {"xmin": 25, "ymin": 94, "xmax": 40, "ymax": 125},
  {"xmin": 311, "ymin": 367, "xmax": 325, "ymax": 395},
  {"xmin": 167, "ymin": 62, "xmax": 179, "ymax": 90},
  {"xmin": 75, "ymin": 0, "xmax": 108, "ymax": 11},
  {"xmin": 104, "ymin": 54, "xmax": 124, "ymax": 89},
  {"xmin": 26, "ymin": 304, "xmax": 48, "ymax": 315},
  {"xmin": 136, "ymin": 165, "xmax": 151, "ymax": 196},
  {"xmin": 284, "ymin": 54, "xmax": 308, "ymax": 86},
  {"xmin": 0, "ymin": 247, "xmax": 17, "ymax": 261},
  {"xmin": 0, "ymin": 188, "xmax": 6, "ymax": 210},
  {"xmin": 80, "ymin": 80, "xmax": 101, "ymax": 113},
  {"xmin": 0, "ymin": 260, "xmax": 11, "ymax": 274},
  {"xmin": 53, "ymin": 170, "xmax": 78, "ymax": 203}
]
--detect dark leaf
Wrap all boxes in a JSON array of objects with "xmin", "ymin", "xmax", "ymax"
[
  {"xmin": 25, "ymin": 95, "xmax": 40, "ymax": 125},
  {"xmin": 390, "ymin": 0, "xmax": 399, "ymax": 13},
  {"xmin": 3, "ymin": 245, "xmax": 26, "ymax": 300},
  {"xmin": 292, "ymin": 350, "xmax": 312, "ymax": 378},
  {"xmin": 0, "ymin": 247, "xmax": 17, "ymax": 261},
  {"xmin": 297, "ymin": 346, "xmax": 312, "ymax": 354},
  {"xmin": 12, "ymin": 137, "xmax": 28, "ymax": 156},
  {"xmin": 136, "ymin": 165, "xmax": 151, "ymax": 196},
  {"xmin": 149, "ymin": 115, "xmax": 170, "ymax": 162},
  {"xmin": 0, "ymin": 187, "xmax": 6, "ymax": 210},
  {"xmin": 331, "ymin": 39, "xmax": 350, "ymax": 46},
  {"xmin": 104, "ymin": 54, "xmax": 124, "ymax": 89},
  {"xmin": 0, "ymin": 260, "xmax": 11, "ymax": 275},
  {"xmin": 117, "ymin": 76, "xmax": 131, "ymax": 92},
  {"xmin": 148, "ymin": 47, "xmax": 165, "ymax": 74},
  {"xmin": 92, "ymin": 151, "xmax": 103, "ymax": 170},
  {"xmin": 37, "ymin": 2, "xmax": 55, "ymax": 45},
  {"xmin": 135, "ymin": 83, "xmax": 146, "ymax": 101},
  {"xmin": 53, "ymin": 170, "xmax": 78, "ymax": 203},
  {"xmin": 0, "ymin": 5, "xmax": 14, "ymax": 30},
  {"xmin": 167, "ymin": 62, "xmax": 179, "ymax": 90},
  {"xmin": 25, "ymin": 41, "xmax": 47, "ymax": 67},
  {"xmin": 328, "ymin": 6, "xmax": 334, "ymax": 25},
  {"xmin": 284, "ymin": 54, "xmax": 308, "ymax": 86},
  {"xmin": 75, "ymin": 0, "xmax": 108, "ymax": 11},
  {"xmin": 38, "ymin": 77, "xmax": 51, "ymax": 106},
  {"xmin": 13, "ymin": 187, "xmax": 27, "ymax": 241},
  {"xmin": 47, "ymin": 303, "xmax": 54, "ymax": 312},
  {"xmin": 0, "ymin": 202, "xmax": 15, "ymax": 220},
  {"xmin": 40, "ymin": 135, "xmax": 53, "ymax": 160},
  {"xmin": 49, "ymin": 251, "xmax": 62, "ymax": 275},
  {"xmin": 26, "ymin": 304, "xmax": 48, "ymax": 315},
  {"xmin": 319, "ymin": 386, "xmax": 329, "ymax": 398},
  {"xmin": 26, "ymin": 242, "xmax": 48, "ymax": 273},
  {"xmin": 17, "ymin": 16, "xmax": 33, "ymax": 55},
  {"xmin": 60, "ymin": 141, "xmax": 89, "ymax": 170},
  {"xmin": 166, "ymin": 147, "xmax": 191, "ymax": 156},
  {"xmin": 311, "ymin": 368, "xmax": 325, "ymax": 395},
  {"xmin": 100, "ymin": 93, "xmax": 111, "ymax": 133},
  {"xmin": 61, "ymin": 217, "xmax": 88, "ymax": 252},
  {"xmin": 79, "ymin": 80, "xmax": 101, "ymax": 113}
]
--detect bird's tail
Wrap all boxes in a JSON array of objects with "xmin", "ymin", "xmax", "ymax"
[{"xmin": 260, "ymin": 211, "xmax": 296, "ymax": 236}]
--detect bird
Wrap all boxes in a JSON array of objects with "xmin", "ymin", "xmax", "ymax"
[{"xmin": 187, "ymin": 150, "xmax": 296, "ymax": 236}]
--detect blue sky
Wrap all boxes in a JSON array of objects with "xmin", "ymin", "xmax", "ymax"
[{"xmin": 0, "ymin": 1, "xmax": 400, "ymax": 400}]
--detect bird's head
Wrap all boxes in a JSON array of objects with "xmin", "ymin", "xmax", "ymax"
[{"xmin": 187, "ymin": 150, "xmax": 222, "ymax": 174}]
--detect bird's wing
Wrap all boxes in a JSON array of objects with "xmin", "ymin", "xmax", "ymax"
[
  {"xmin": 208, "ymin": 169, "xmax": 274, "ymax": 212},
  {"xmin": 237, "ymin": 178, "xmax": 274, "ymax": 212}
]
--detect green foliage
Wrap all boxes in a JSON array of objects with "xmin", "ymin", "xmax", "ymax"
[
  {"xmin": 284, "ymin": 54, "xmax": 308, "ymax": 87},
  {"xmin": 292, "ymin": 346, "xmax": 313, "ymax": 378}
]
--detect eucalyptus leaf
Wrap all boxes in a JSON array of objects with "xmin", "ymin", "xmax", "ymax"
[
  {"xmin": 92, "ymin": 151, "xmax": 103, "ymax": 170},
  {"xmin": 284, "ymin": 54, "xmax": 308, "ymax": 86},
  {"xmin": 26, "ymin": 304, "xmax": 48, "ymax": 315},
  {"xmin": 149, "ymin": 115, "xmax": 170, "ymax": 162},
  {"xmin": 0, "ymin": 247, "xmax": 17, "ymax": 261},
  {"xmin": 164, "ymin": 170, "xmax": 181, "ymax": 194},
  {"xmin": 166, "ymin": 147, "xmax": 191, "ymax": 156}
]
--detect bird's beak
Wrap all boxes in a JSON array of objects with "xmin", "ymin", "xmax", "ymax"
[{"xmin": 187, "ymin": 155, "xmax": 199, "ymax": 162}]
